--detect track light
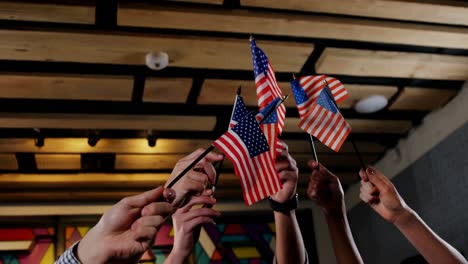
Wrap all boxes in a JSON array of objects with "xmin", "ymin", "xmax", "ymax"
[
  {"xmin": 88, "ymin": 131, "xmax": 100, "ymax": 147},
  {"xmin": 33, "ymin": 128, "xmax": 44, "ymax": 147},
  {"xmin": 147, "ymin": 130, "xmax": 157, "ymax": 147}
]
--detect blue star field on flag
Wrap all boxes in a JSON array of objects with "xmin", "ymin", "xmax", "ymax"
[
  {"xmin": 231, "ymin": 95, "xmax": 249, "ymax": 126},
  {"xmin": 291, "ymin": 79, "xmax": 309, "ymax": 105},
  {"xmin": 316, "ymin": 89, "xmax": 338, "ymax": 114},
  {"xmin": 232, "ymin": 112, "xmax": 270, "ymax": 158},
  {"xmin": 257, "ymin": 97, "xmax": 280, "ymax": 125},
  {"xmin": 251, "ymin": 39, "xmax": 269, "ymax": 77}
]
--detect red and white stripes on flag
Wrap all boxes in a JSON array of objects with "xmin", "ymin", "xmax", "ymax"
[
  {"xmin": 296, "ymin": 75, "xmax": 349, "ymax": 118},
  {"xmin": 255, "ymin": 71, "xmax": 286, "ymax": 132},
  {"xmin": 299, "ymin": 103, "xmax": 351, "ymax": 152},
  {"xmin": 251, "ymin": 38, "xmax": 286, "ymax": 134},
  {"xmin": 214, "ymin": 112, "xmax": 281, "ymax": 206},
  {"xmin": 260, "ymin": 123, "xmax": 278, "ymax": 160}
]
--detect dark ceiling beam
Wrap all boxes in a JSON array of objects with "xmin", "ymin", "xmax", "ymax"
[
  {"xmin": 1, "ymin": 16, "xmax": 468, "ymax": 55},
  {"xmin": 300, "ymin": 44, "xmax": 324, "ymax": 75},
  {"xmin": 0, "ymin": 61, "xmax": 463, "ymax": 90},
  {"xmin": 95, "ymin": 0, "xmax": 118, "ymax": 28},
  {"xmin": 131, "ymin": 74, "xmax": 145, "ymax": 103},
  {"xmin": 0, "ymin": 129, "xmax": 402, "ymax": 145},
  {"xmin": 0, "ymin": 99, "xmax": 428, "ymax": 121}
]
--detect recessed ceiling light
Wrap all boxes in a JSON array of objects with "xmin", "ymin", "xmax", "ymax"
[{"xmin": 355, "ymin": 95, "xmax": 388, "ymax": 113}]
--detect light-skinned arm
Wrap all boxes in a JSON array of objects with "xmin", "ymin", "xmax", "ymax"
[
  {"xmin": 359, "ymin": 166, "xmax": 467, "ymax": 264},
  {"xmin": 165, "ymin": 192, "xmax": 221, "ymax": 264}
]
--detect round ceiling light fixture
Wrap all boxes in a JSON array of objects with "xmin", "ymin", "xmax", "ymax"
[{"xmin": 354, "ymin": 95, "xmax": 388, "ymax": 113}]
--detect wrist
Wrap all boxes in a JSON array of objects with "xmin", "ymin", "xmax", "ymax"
[
  {"xmin": 168, "ymin": 248, "xmax": 190, "ymax": 262},
  {"xmin": 323, "ymin": 207, "xmax": 345, "ymax": 220},
  {"xmin": 269, "ymin": 193, "xmax": 298, "ymax": 214},
  {"xmin": 320, "ymin": 199, "xmax": 346, "ymax": 219},
  {"xmin": 77, "ymin": 227, "xmax": 109, "ymax": 264},
  {"xmin": 393, "ymin": 208, "xmax": 417, "ymax": 229}
]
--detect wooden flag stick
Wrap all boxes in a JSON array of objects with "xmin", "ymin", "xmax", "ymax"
[
  {"xmin": 166, "ymin": 95, "xmax": 289, "ymax": 189},
  {"xmin": 324, "ymin": 80, "xmax": 366, "ymax": 169}
]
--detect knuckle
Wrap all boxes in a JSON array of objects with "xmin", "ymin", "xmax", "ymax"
[
  {"xmin": 195, "ymin": 148, "xmax": 205, "ymax": 155},
  {"xmin": 120, "ymin": 197, "xmax": 130, "ymax": 205},
  {"xmin": 154, "ymin": 216, "xmax": 165, "ymax": 227}
]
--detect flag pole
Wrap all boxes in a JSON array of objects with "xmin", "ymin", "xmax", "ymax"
[
  {"xmin": 166, "ymin": 146, "xmax": 216, "ymax": 189},
  {"xmin": 166, "ymin": 94, "xmax": 288, "ymax": 189},
  {"xmin": 308, "ymin": 135, "xmax": 319, "ymax": 163},
  {"xmin": 323, "ymin": 79, "xmax": 366, "ymax": 169}
]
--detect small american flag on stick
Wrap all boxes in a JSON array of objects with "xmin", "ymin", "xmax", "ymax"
[
  {"xmin": 291, "ymin": 78, "xmax": 351, "ymax": 152},
  {"xmin": 293, "ymin": 75, "xmax": 348, "ymax": 119},
  {"xmin": 214, "ymin": 112, "xmax": 281, "ymax": 205},
  {"xmin": 250, "ymin": 37, "xmax": 286, "ymax": 158}
]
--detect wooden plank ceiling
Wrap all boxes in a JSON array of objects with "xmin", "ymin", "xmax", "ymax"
[{"xmin": 0, "ymin": 0, "xmax": 465, "ymax": 204}]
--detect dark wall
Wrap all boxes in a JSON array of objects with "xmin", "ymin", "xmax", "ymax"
[{"xmin": 348, "ymin": 121, "xmax": 468, "ymax": 263}]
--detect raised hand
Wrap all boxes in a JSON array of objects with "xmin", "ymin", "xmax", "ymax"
[
  {"xmin": 307, "ymin": 161, "xmax": 345, "ymax": 216},
  {"xmin": 270, "ymin": 142, "xmax": 299, "ymax": 203},
  {"xmin": 165, "ymin": 148, "xmax": 224, "ymax": 207},
  {"xmin": 307, "ymin": 161, "xmax": 363, "ymax": 264},
  {"xmin": 359, "ymin": 166, "xmax": 411, "ymax": 225},
  {"xmin": 359, "ymin": 167, "xmax": 467, "ymax": 264},
  {"xmin": 165, "ymin": 192, "xmax": 220, "ymax": 263},
  {"xmin": 77, "ymin": 187, "xmax": 175, "ymax": 264}
]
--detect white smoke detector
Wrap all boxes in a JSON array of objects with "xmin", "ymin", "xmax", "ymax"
[
  {"xmin": 145, "ymin": 52, "xmax": 169, "ymax": 70},
  {"xmin": 354, "ymin": 95, "xmax": 388, "ymax": 113}
]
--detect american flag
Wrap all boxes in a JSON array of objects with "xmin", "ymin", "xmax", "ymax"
[
  {"xmin": 214, "ymin": 112, "xmax": 282, "ymax": 206},
  {"xmin": 250, "ymin": 38, "xmax": 286, "ymax": 133},
  {"xmin": 293, "ymin": 75, "xmax": 348, "ymax": 119},
  {"xmin": 291, "ymin": 79, "xmax": 351, "ymax": 152},
  {"xmin": 256, "ymin": 97, "xmax": 283, "ymax": 158},
  {"xmin": 229, "ymin": 95, "xmax": 249, "ymax": 128}
]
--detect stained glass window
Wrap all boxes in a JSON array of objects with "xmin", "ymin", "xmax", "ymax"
[{"xmin": 0, "ymin": 228, "xmax": 55, "ymax": 264}]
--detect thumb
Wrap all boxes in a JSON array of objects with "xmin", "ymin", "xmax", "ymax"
[
  {"xmin": 308, "ymin": 160, "xmax": 319, "ymax": 171},
  {"xmin": 163, "ymin": 188, "xmax": 176, "ymax": 203},
  {"xmin": 365, "ymin": 167, "xmax": 387, "ymax": 191},
  {"xmin": 359, "ymin": 168, "xmax": 369, "ymax": 182}
]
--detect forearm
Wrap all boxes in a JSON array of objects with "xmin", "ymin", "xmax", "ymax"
[
  {"xmin": 274, "ymin": 210, "xmax": 306, "ymax": 264},
  {"xmin": 164, "ymin": 250, "xmax": 189, "ymax": 264},
  {"xmin": 324, "ymin": 208, "xmax": 363, "ymax": 264},
  {"xmin": 395, "ymin": 209, "xmax": 467, "ymax": 264}
]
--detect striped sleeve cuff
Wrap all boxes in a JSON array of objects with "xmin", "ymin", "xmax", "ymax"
[{"xmin": 55, "ymin": 241, "xmax": 81, "ymax": 264}]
